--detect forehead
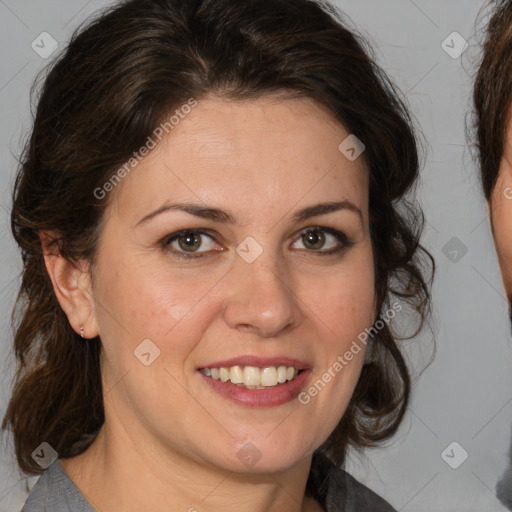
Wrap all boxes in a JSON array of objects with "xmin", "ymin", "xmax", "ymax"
[{"xmin": 109, "ymin": 95, "xmax": 369, "ymax": 224}]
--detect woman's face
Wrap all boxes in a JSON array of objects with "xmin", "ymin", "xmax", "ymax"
[
  {"xmin": 491, "ymin": 114, "xmax": 512, "ymax": 307},
  {"xmin": 88, "ymin": 95, "xmax": 376, "ymax": 473}
]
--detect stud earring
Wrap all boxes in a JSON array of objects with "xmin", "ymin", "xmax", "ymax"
[{"xmin": 80, "ymin": 325, "xmax": 84, "ymax": 338}]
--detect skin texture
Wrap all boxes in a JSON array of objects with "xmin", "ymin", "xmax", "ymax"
[
  {"xmin": 491, "ymin": 116, "xmax": 512, "ymax": 305},
  {"xmin": 43, "ymin": 95, "xmax": 376, "ymax": 512}
]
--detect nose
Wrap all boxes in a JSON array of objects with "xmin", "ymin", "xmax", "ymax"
[{"xmin": 222, "ymin": 253, "xmax": 304, "ymax": 338}]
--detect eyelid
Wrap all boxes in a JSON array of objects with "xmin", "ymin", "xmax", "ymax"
[{"xmin": 162, "ymin": 228, "xmax": 219, "ymax": 245}]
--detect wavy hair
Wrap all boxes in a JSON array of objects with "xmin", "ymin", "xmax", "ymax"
[{"xmin": 474, "ymin": 0, "xmax": 512, "ymax": 200}]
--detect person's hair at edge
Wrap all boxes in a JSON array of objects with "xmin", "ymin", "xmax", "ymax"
[
  {"xmin": 2, "ymin": 0, "xmax": 434, "ymax": 484},
  {"xmin": 474, "ymin": 0, "xmax": 512, "ymax": 199}
]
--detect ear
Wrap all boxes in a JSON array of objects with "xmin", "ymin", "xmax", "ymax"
[{"xmin": 39, "ymin": 230, "xmax": 99, "ymax": 339}]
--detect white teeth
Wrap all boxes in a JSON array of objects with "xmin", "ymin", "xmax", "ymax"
[
  {"xmin": 230, "ymin": 365, "xmax": 243, "ymax": 384},
  {"xmin": 243, "ymin": 366, "xmax": 261, "ymax": 386},
  {"xmin": 260, "ymin": 367, "xmax": 277, "ymax": 386},
  {"xmin": 277, "ymin": 365, "xmax": 287, "ymax": 383},
  {"xmin": 219, "ymin": 367, "xmax": 230, "ymax": 382},
  {"xmin": 200, "ymin": 365, "xmax": 301, "ymax": 388}
]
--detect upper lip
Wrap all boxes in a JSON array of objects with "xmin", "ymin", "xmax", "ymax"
[{"xmin": 198, "ymin": 356, "xmax": 310, "ymax": 370}]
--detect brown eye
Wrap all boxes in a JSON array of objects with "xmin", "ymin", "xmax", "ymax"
[
  {"xmin": 291, "ymin": 227, "xmax": 352, "ymax": 254},
  {"xmin": 177, "ymin": 232, "xmax": 202, "ymax": 252},
  {"xmin": 164, "ymin": 230, "xmax": 220, "ymax": 258},
  {"xmin": 302, "ymin": 230, "xmax": 326, "ymax": 250}
]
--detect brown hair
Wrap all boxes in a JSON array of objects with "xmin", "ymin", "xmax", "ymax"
[
  {"xmin": 3, "ymin": 0, "xmax": 433, "ymax": 477},
  {"xmin": 474, "ymin": 0, "xmax": 512, "ymax": 199}
]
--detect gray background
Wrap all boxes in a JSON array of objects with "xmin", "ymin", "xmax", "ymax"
[{"xmin": 1, "ymin": 0, "xmax": 510, "ymax": 511}]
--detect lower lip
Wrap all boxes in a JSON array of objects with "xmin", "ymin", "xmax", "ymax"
[{"xmin": 199, "ymin": 370, "xmax": 311, "ymax": 408}]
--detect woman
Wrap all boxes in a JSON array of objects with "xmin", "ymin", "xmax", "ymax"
[
  {"xmin": 2, "ymin": 0, "xmax": 433, "ymax": 510},
  {"xmin": 474, "ymin": 1, "xmax": 512, "ymax": 508}
]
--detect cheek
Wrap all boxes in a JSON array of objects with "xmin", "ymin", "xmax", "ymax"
[
  {"xmin": 91, "ymin": 247, "xmax": 221, "ymax": 347},
  {"xmin": 294, "ymin": 257, "xmax": 374, "ymax": 440},
  {"xmin": 492, "ymin": 178, "xmax": 512, "ymax": 297},
  {"xmin": 304, "ymin": 256, "xmax": 375, "ymax": 338}
]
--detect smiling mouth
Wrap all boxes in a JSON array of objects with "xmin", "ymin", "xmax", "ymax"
[{"xmin": 199, "ymin": 365, "xmax": 303, "ymax": 389}]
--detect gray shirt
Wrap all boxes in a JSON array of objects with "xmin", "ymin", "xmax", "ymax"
[
  {"xmin": 21, "ymin": 461, "xmax": 94, "ymax": 512},
  {"xmin": 21, "ymin": 457, "xmax": 396, "ymax": 511}
]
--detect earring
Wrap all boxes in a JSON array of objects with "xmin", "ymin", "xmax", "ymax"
[{"xmin": 80, "ymin": 325, "xmax": 84, "ymax": 338}]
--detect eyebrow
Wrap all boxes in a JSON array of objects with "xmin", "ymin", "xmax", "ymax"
[{"xmin": 135, "ymin": 200, "xmax": 363, "ymax": 228}]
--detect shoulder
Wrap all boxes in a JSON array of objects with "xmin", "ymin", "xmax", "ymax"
[
  {"xmin": 325, "ymin": 465, "xmax": 397, "ymax": 512},
  {"xmin": 20, "ymin": 460, "xmax": 95, "ymax": 512},
  {"xmin": 308, "ymin": 453, "xmax": 396, "ymax": 512}
]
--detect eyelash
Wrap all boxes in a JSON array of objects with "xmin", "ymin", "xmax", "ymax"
[{"xmin": 160, "ymin": 227, "xmax": 354, "ymax": 260}]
